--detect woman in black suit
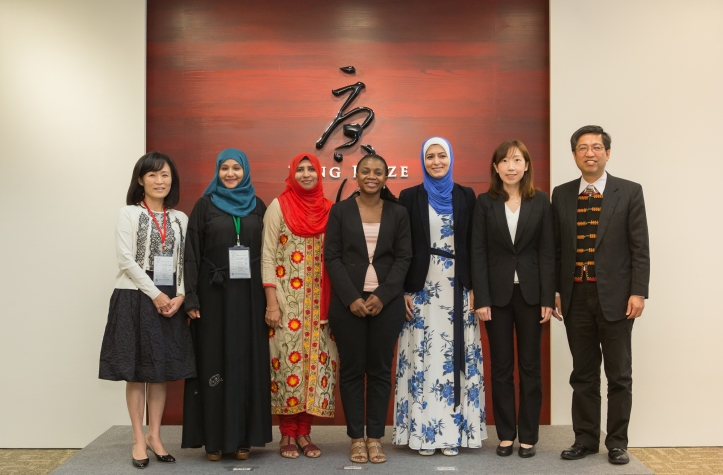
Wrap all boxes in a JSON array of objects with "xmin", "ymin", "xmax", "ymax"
[
  {"xmin": 324, "ymin": 154, "xmax": 412, "ymax": 464},
  {"xmin": 471, "ymin": 140, "xmax": 556, "ymax": 458}
]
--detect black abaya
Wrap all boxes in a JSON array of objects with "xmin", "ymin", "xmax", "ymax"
[{"xmin": 181, "ymin": 195, "xmax": 272, "ymax": 453}]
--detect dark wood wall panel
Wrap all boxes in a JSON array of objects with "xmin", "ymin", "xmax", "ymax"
[{"xmin": 147, "ymin": 0, "xmax": 550, "ymax": 426}]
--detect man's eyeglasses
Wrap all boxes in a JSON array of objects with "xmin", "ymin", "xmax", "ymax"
[{"xmin": 575, "ymin": 145, "xmax": 605, "ymax": 153}]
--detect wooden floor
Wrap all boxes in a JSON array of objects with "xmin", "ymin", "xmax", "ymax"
[
  {"xmin": 0, "ymin": 447, "xmax": 721, "ymax": 475},
  {"xmin": 0, "ymin": 450, "xmax": 77, "ymax": 475},
  {"xmin": 629, "ymin": 447, "xmax": 723, "ymax": 475}
]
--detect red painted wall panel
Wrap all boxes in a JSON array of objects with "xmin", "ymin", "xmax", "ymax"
[{"xmin": 147, "ymin": 0, "xmax": 550, "ymax": 427}]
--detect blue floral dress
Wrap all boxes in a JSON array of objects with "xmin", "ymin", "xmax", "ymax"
[{"xmin": 392, "ymin": 205, "xmax": 487, "ymax": 449}]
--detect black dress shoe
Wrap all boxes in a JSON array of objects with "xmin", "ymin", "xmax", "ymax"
[
  {"xmin": 496, "ymin": 443, "xmax": 514, "ymax": 456},
  {"xmin": 518, "ymin": 445, "xmax": 536, "ymax": 458},
  {"xmin": 561, "ymin": 442, "xmax": 598, "ymax": 460},
  {"xmin": 608, "ymin": 448, "xmax": 630, "ymax": 465},
  {"xmin": 132, "ymin": 457, "xmax": 149, "ymax": 469}
]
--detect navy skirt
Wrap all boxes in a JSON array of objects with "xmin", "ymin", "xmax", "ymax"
[{"xmin": 99, "ymin": 272, "xmax": 196, "ymax": 383}]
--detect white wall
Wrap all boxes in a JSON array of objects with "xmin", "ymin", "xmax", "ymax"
[
  {"xmin": 0, "ymin": 0, "xmax": 146, "ymax": 447},
  {"xmin": 550, "ymin": 0, "xmax": 723, "ymax": 446}
]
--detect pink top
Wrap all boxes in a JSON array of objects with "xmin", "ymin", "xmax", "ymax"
[{"xmin": 362, "ymin": 223, "xmax": 380, "ymax": 292}]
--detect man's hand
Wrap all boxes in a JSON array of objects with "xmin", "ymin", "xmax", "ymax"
[
  {"xmin": 552, "ymin": 295, "xmax": 563, "ymax": 321},
  {"xmin": 475, "ymin": 306, "xmax": 491, "ymax": 322},
  {"xmin": 626, "ymin": 295, "xmax": 645, "ymax": 319},
  {"xmin": 540, "ymin": 306, "xmax": 553, "ymax": 323}
]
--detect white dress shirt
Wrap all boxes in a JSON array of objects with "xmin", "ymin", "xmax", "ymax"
[
  {"xmin": 579, "ymin": 171, "xmax": 608, "ymax": 195},
  {"xmin": 505, "ymin": 204, "xmax": 520, "ymax": 284}
]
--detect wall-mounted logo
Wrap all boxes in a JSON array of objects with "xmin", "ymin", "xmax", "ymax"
[
  {"xmin": 315, "ymin": 67, "xmax": 375, "ymax": 163},
  {"xmin": 314, "ymin": 66, "xmax": 407, "ymax": 201}
]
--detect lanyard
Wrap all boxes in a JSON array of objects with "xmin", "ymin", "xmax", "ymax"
[
  {"xmin": 232, "ymin": 216, "xmax": 241, "ymax": 246},
  {"xmin": 142, "ymin": 201, "xmax": 167, "ymax": 251}
]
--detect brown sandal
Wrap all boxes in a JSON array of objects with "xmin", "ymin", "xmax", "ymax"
[
  {"xmin": 280, "ymin": 436, "xmax": 299, "ymax": 459},
  {"xmin": 350, "ymin": 440, "xmax": 368, "ymax": 463},
  {"xmin": 366, "ymin": 440, "xmax": 386, "ymax": 464},
  {"xmin": 235, "ymin": 448, "xmax": 250, "ymax": 460},
  {"xmin": 297, "ymin": 434, "xmax": 321, "ymax": 458}
]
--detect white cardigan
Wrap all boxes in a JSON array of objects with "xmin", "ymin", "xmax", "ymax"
[{"xmin": 114, "ymin": 205, "xmax": 188, "ymax": 299}]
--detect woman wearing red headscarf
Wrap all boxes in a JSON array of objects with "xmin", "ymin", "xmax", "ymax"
[{"xmin": 261, "ymin": 153, "xmax": 339, "ymax": 459}]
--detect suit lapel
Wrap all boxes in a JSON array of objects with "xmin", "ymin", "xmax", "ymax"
[
  {"xmin": 452, "ymin": 184, "xmax": 463, "ymax": 242},
  {"xmin": 566, "ymin": 180, "xmax": 579, "ymax": 248},
  {"xmin": 348, "ymin": 199, "xmax": 368, "ymax": 256},
  {"xmin": 493, "ymin": 198, "xmax": 515, "ymax": 251},
  {"xmin": 373, "ymin": 199, "xmax": 393, "ymax": 261},
  {"xmin": 418, "ymin": 186, "xmax": 431, "ymax": 247},
  {"xmin": 514, "ymin": 197, "xmax": 532, "ymax": 246},
  {"xmin": 595, "ymin": 174, "xmax": 620, "ymax": 248}
]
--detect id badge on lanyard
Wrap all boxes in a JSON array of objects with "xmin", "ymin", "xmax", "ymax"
[
  {"xmin": 153, "ymin": 255, "xmax": 174, "ymax": 286},
  {"xmin": 229, "ymin": 216, "xmax": 251, "ymax": 279},
  {"xmin": 143, "ymin": 202, "xmax": 174, "ymax": 286}
]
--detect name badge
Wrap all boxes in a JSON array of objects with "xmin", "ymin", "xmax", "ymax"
[
  {"xmin": 153, "ymin": 255, "xmax": 174, "ymax": 286},
  {"xmin": 229, "ymin": 246, "xmax": 251, "ymax": 279}
]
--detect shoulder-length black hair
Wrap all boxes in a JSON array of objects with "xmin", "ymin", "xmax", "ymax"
[
  {"xmin": 126, "ymin": 151, "xmax": 180, "ymax": 208},
  {"xmin": 488, "ymin": 140, "xmax": 536, "ymax": 201},
  {"xmin": 356, "ymin": 154, "xmax": 399, "ymax": 203}
]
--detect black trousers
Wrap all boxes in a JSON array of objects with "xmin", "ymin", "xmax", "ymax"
[
  {"xmin": 564, "ymin": 282, "xmax": 634, "ymax": 450},
  {"xmin": 328, "ymin": 292, "xmax": 406, "ymax": 439},
  {"xmin": 486, "ymin": 285, "xmax": 543, "ymax": 445}
]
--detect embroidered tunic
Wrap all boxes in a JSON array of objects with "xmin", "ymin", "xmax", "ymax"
[
  {"xmin": 262, "ymin": 199, "xmax": 339, "ymax": 417},
  {"xmin": 393, "ymin": 205, "xmax": 487, "ymax": 449}
]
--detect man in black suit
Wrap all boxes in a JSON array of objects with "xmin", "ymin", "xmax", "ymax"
[{"xmin": 551, "ymin": 125, "xmax": 650, "ymax": 465}]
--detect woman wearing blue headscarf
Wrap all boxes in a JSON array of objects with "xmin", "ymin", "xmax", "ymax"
[
  {"xmin": 181, "ymin": 149, "xmax": 272, "ymax": 461},
  {"xmin": 392, "ymin": 137, "xmax": 487, "ymax": 455}
]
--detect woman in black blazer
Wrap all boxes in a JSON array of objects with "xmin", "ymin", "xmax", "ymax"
[
  {"xmin": 325, "ymin": 154, "xmax": 412, "ymax": 464},
  {"xmin": 471, "ymin": 140, "xmax": 556, "ymax": 458}
]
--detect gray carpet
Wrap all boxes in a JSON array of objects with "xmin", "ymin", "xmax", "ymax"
[{"xmin": 51, "ymin": 425, "xmax": 652, "ymax": 474}]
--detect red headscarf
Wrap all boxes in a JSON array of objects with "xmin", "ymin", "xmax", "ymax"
[{"xmin": 278, "ymin": 153, "xmax": 333, "ymax": 321}]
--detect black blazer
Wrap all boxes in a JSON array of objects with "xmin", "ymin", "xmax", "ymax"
[
  {"xmin": 399, "ymin": 184, "xmax": 476, "ymax": 292},
  {"xmin": 471, "ymin": 191, "xmax": 555, "ymax": 309},
  {"xmin": 552, "ymin": 174, "xmax": 649, "ymax": 321},
  {"xmin": 324, "ymin": 197, "xmax": 412, "ymax": 307}
]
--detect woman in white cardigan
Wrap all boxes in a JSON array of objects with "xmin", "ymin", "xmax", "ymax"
[{"xmin": 99, "ymin": 152, "xmax": 196, "ymax": 469}]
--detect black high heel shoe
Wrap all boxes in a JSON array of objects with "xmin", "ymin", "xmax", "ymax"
[
  {"xmin": 145, "ymin": 436, "xmax": 176, "ymax": 463},
  {"xmin": 132, "ymin": 456, "xmax": 149, "ymax": 469}
]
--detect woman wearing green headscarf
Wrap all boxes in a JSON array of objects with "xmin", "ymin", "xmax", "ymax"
[{"xmin": 181, "ymin": 148, "xmax": 272, "ymax": 460}]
